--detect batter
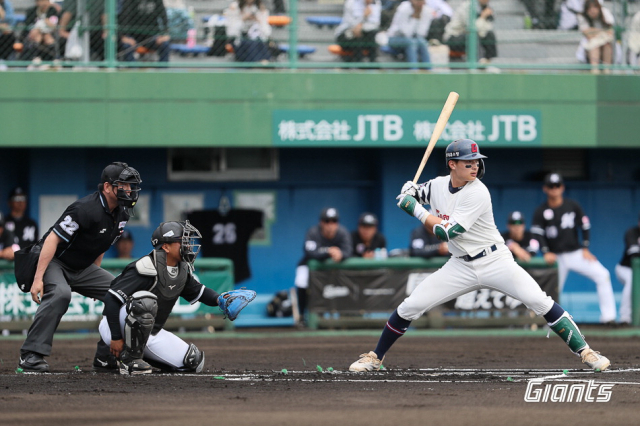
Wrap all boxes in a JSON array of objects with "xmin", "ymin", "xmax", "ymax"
[{"xmin": 349, "ymin": 139, "xmax": 610, "ymax": 372}]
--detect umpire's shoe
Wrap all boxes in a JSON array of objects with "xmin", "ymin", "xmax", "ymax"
[
  {"xmin": 92, "ymin": 354, "xmax": 119, "ymax": 373},
  {"xmin": 349, "ymin": 351, "xmax": 384, "ymax": 372},
  {"xmin": 18, "ymin": 352, "xmax": 50, "ymax": 372},
  {"xmin": 119, "ymin": 358, "xmax": 153, "ymax": 375}
]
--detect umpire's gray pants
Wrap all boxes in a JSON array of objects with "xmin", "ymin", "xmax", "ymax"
[{"xmin": 20, "ymin": 259, "xmax": 115, "ymax": 356}]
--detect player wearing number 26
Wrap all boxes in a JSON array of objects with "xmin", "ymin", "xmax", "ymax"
[
  {"xmin": 18, "ymin": 162, "xmax": 142, "ymax": 373},
  {"xmin": 349, "ymin": 140, "xmax": 610, "ymax": 373}
]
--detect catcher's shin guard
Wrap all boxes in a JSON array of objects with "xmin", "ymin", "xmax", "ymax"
[
  {"xmin": 548, "ymin": 312, "xmax": 588, "ymax": 355},
  {"xmin": 180, "ymin": 343, "xmax": 205, "ymax": 373},
  {"xmin": 121, "ymin": 291, "xmax": 158, "ymax": 366}
]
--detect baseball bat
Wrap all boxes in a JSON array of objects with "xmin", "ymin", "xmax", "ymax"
[{"xmin": 412, "ymin": 91, "xmax": 460, "ymax": 183}]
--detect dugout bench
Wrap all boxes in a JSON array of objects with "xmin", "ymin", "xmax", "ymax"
[
  {"xmin": 0, "ymin": 258, "xmax": 235, "ymax": 333},
  {"xmin": 307, "ymin": 257, "xmax": 562, "ymax": 330}
]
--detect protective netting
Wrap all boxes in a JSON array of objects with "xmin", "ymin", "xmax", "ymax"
[{"xmin": 1, "ymin": 0, "xmax": 639, "ymax": 70}]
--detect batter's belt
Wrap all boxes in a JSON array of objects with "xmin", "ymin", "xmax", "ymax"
[{"xmin": 458, "ymin": 244, "xmax": 497, "ymax": 262}]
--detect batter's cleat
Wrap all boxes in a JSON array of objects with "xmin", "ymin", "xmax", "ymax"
[
  {"xmin": 581, "ymin": 348, "xmax": 611, "ymax": 371},
  {"xmin": 18, "ymin": 352, "xmax": 50, "ymax": 372},
  {"xmin": 92, "ymin": 354, "xmax": 119, "ymax": 373},
  {"xmin": 349, "ymin": 351, "xmax": 384, "ymax": 372},
  {"xmin": 119, "ymin": 358, "xmax": 153, "ymax": 375}
]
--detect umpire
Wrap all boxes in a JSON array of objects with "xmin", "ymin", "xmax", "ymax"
[{"xmin": 18, "ymin": 162, "xmax": 142, "ymax": 372}]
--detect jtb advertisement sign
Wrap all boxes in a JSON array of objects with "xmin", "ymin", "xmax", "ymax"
[{"xmin": 273, "ymin": 110, "xmax": 541, "ymax": 147}]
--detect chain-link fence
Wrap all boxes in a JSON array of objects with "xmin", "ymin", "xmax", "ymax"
[{"xmin": 1, "ymin": 0, "xmax": 639, "ymax": 71}]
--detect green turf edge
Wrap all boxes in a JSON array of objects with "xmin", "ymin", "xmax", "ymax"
[{"xmin": 1, "ymin": 327, "xmax": 638, "ymax": 341}]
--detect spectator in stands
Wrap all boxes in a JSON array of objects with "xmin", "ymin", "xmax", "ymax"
[
  {"xmin": 500, "ymin": 211, "xmax": 539, "ymax": 262},
  {"xmin": 335, "ymin": 0, "xmax": 381, "ymax": 63},
  {"xmin": 614, "ymin": 212, "xmax": 639, "ymax": 326},
  {"xmin": 294, "ymin": 207, "xmax": 352, "ymax": 324},
  {"xmin": 627, "ymin": 10, "xmax": 640, "ymax": 66},
  {"xmin": 4, "ymin": 187, "xmax": 39, "ymax": 250},
  {"xmin": 0, "ymin": 0, "xmax": 16, "ymax": 60},
  {"xmin": 409, "ymin": 222, "xmax": 448, "ymax": 259},
  {"xmin": 20, "ymin": 0, "xmax": 60, "ymax": 61},
  {"xmin": 425, "ymin": 0, "xmax": 452, "ymax": 44},
  {"xmin": 224, "ymin": 0, "xmax": 273, "ymax": 63},
  {"xmin": 118, "ymin": 0, "xmax": 170, "ymax": 63},
  {"xmin": 116, "ymin": 230, "xmax": 134, "ymax": 259},
  {"xmin": 387, "ymin": 0, "xmax": 433, "ymax": 68},
  {"xmin": 444, "ymin": 0, "xmax": 497, "ymax": 64},
  {"xmin": 0, "ymin": 212, "xmax": 20, "ymax": 261},
  {"xmin": 58, "ymin": 0, "xmax": 105, "ymax": 60},
  {"xmin": 521, "ymin": 0, "xmax": 559, "ymax": 30},
  {"xmin": 558, "ymin": 0, "xmax": 584, "ymax": 31},
  {"xmin": 577, "ymin": 0, "xmax": 614, "ymax": 74},
  {"xmin": 352, "ymin": 212, "xmax": 386, "ymax": 258}
]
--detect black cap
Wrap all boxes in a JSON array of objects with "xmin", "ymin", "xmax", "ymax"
[
  {"xmin": 101, "ymin": 162, "xmax": 141, "ymax": 185},
  {"xmin": 544, "ymin": 173, "xmax": 564, "ymax": 187},
  {"xmin": 319, "ymin": 207, "xmax": 339, "ymax": 222},
  {"xmin": 8, "ymin": 187, "xmax": 27, "ymax": 202},
  {"xmin": 119, "ymin": 230, "xmax": 134, "ymax": 241},
  {"xmin": 358, "ymin": 212, "xmax": 378, "ymax": 226},
  {"xmin": 507, "ymin": 211, "xmax": 525, "ymax": 225}
]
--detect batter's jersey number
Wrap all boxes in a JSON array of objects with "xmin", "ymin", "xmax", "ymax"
[{"xmin": 213, "ymin": 223, "xmax": 237, "ymax": 245}]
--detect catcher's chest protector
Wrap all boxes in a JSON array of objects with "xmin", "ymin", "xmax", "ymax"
[{"xmin": 151, "ymin": 250, "xmax": 189, "ymax": 299}]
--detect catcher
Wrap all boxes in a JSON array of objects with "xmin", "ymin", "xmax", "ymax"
[{"xmin": 95, "ymin": 220, "xmax": 256, "ymax": 375}]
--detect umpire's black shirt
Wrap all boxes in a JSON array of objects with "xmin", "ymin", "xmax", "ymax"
[{"xmin": 45, "ymin": 191, "xmax": 129, "ymax": 270}]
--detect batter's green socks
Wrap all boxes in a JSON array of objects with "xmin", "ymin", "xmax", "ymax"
[{"xmin": 549, "ymin": 312, "xmax": 588, "ymax": 354}]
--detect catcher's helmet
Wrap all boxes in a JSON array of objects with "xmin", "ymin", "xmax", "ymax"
[
  {"xmin": 151, "ymin": 220, "xmax": 202, "ymax": 265},
  {"xmin": 445, "ymin": 139, "xmax": 487, "ymax": 179},
  {"xmin": 101, "ymin": 162, "xmax": 142, "ymax": 208}
]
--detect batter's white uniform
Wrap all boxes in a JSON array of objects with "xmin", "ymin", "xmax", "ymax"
[{"xmin": 398, "ymin": 176, "xmax": 554, "ymax": 320}]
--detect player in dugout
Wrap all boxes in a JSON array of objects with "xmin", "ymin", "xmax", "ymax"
[{"xmin": 349, "ymin": 139, "xmax": 610, "ymax": 373}]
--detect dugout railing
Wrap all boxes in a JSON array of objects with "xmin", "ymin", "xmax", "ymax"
[
  {"xmin": 307, "ymin": 257, "xmax": 560, "ymax": 329},
  {"xmin": 0, "ymin": 258, "xmax": 235, "ymax": 333},
  {"xmin": 2, "ymin": 0, "xmax": 639, "ymax": 72}
]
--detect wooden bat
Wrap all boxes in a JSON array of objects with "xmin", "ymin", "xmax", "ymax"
[{"xmin": 412, "ymin": 91, "xmax": 460, "ymax": 183}]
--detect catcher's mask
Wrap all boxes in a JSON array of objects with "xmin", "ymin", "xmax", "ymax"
[
  {"xmin": 101, "ymin": 162, "xmax": 142, "ymax": 208},
  {"xmin": 151, "ymin": 220, "xmax": 202, "ymax": 265},
  {"xmin": 445, "ymin": 139, "xmax": 488, "ymax": 179}
]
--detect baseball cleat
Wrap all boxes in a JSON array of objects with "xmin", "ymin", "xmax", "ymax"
[
  {"xmin": 349, "ymin": 351, "xmax": 384, "ymax": 372},
  {"xmin": 92, "ymin": 354, "xmax": 119, "ymax": 373},
  {"xmin": 18, "ymin": 352, "xmax": 50, "ymax": 373},
  {"xmin": 581, "ymin": 348, "xmax": 610, "ymax": 371},
  {"xmin": 119, "ymin": 358, "xmax": 153, "ymax": 375}
]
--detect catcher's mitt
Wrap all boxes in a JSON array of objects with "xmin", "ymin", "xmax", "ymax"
[{"xmin": 217, "ymin": 288, "xmax": 257, "ymax": 321}]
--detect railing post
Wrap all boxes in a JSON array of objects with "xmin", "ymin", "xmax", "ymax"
[
  {"xmin": 467, "ymin": 0, "xmax": 478, "ymax": 70},
  {"xmin": 289, "ymin": 0, "xmax": 299, "ymax": 69},
  {"xmin": 105, "ymin": 0, "xmax": 117, "ymax": 68}
]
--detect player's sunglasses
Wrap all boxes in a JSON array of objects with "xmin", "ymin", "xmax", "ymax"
[
  {"xmin": 322, "ymin": 219, "xmax": 338, "ymax": 223},
  {"xmin": 546, "ymin": 183, "xmax": 562, "ymax": 189}
]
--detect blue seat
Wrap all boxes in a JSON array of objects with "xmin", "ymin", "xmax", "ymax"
[
  {"xmin": 278, "ymin": 44, "xmax": 316, "ymax": 58},
  {"xmin": 169, "ymin": 44, "xmax": 210, "ymax": 56},
  {"xmin": 305, "ymin": 16, "xmax": 342, "ymax": 29},
  {"xmin": 14, "ymin": 13, "xmax": 26, "ymax": 24}
]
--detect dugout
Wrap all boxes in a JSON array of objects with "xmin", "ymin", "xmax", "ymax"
[{"xmin": 0, "ymin": 73, "xmax": 639, "ymax": 324}]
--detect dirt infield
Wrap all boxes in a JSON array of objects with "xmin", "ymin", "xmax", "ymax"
[{"xmin": 1, "ymin": 329, "xmax": 639, "ymax": 426}]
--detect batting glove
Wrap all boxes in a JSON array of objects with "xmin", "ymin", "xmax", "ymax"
[{"xmin": 400, "ymin": 181, "xmax": 419, "ymax": 197}]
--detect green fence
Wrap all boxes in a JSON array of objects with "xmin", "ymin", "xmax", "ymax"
[
  {"xmin": 3, "ymin": 0, "xmax": 640, "ymax": 72},
  {"xmin": 0, "ymin": 258, "xmax": 234, "ymax": 331}
]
